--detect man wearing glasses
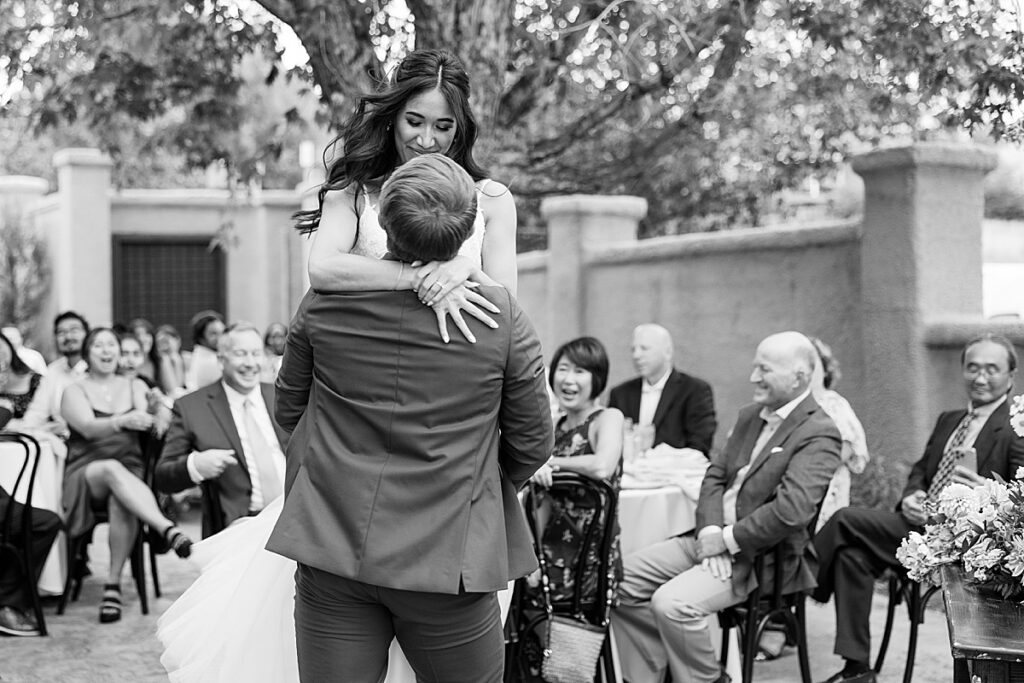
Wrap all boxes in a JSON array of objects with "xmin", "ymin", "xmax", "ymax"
[
  {"xmin": 155, "ymin": 323, "xmax": 288, "ymax": 536},
  {"xmin": 19, "ymin": 311, "xmax": 89, "ymax": 436},
  {"xmin": 812, "ymin": 334, "xmax": 1024, "ymax": 683}
]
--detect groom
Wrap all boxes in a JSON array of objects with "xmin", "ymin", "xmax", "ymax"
[{"xmin": 267, "ymin": 154, "xmax": 553, "ymax": 683}]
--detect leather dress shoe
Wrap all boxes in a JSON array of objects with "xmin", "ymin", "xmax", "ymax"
[
  {"xmin": 0, "ymin": 606, "xmax": 41, "ymax": 637},
  {"xmin": 819, "ymin": 669, "xmax": 877, "ymax": 683}
]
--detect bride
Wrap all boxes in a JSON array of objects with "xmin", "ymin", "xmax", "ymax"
[{"xmin": 158, "ymin": 48, "xmax": 519, "ymax": 682}]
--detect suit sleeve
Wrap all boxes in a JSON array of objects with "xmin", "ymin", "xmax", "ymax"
[
  {"xmin": 684, "ymin": 378, "xmax": 717, "ymax": 456},
  {"xmin": 154, "ymin": 400, "xmax": 197, "ymax": 493},
  {"xmin": 607, "ymin": 386, "xmax": 624, "ymax": 413},
  {"xmin": 900, "ymin": 413, "xmax": 948, "ymax": 504},
  {"xmin": 731, "ymin": 417, "xmax": 841, "ymax": 555},
  {"xmin": 275, "ymin": 290, "xmax": 315, "ymax": 433},
  {"xmin": 498, "ymin": 298, "xmax": 555, "ymax": 490}
]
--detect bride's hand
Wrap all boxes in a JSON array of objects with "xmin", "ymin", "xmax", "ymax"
[
  {"xmin": 414, "ymin": 256, "xmax": 481, "ymax": 306},
  {"xmin": 430, "ymin": 283, "xmax": 500, "ymax": 344}
]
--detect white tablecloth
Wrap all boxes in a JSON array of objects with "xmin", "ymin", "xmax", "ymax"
[{"xmin": 0, "ymin": 435, "xmax": 67, "ymax": 595}]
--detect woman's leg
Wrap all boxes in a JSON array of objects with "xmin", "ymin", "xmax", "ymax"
[
  {"xmin": 83, "ymin": 460, "xmax": 173, "ymax": 533},
  {"xmin": 105, "ymin": 495, "xmax": 135, "ymax": 585}
]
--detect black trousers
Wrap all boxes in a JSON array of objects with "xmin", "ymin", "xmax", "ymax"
[
  {"xmin": 294, "ymin": 563, "xmax": 504, "ymax": 683},
  {"xmin": 812, "ymin": 506, "xmax": 914, "ymax": 662},
  {"xmin": 0, "ymin": 489, "xmax": 62, "ymax": 610}
]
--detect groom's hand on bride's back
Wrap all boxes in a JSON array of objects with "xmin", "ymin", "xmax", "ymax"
[{"xmin": 193, "ymin": 448, "xmax": 237, "ymax": 480}]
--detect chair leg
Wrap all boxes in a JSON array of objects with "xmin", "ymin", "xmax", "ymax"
[
  {"xmin": 57, "ymin": 536, "xmax": 84, "ymax": 615},
  {"xmin": 903, "ymin": 585, "xmax": 940, "ymax": 683},
  {"xmin": 874, "ymin": 574, "xmax": 900, "ymax": 674},
  {"xmin": 130, "ymin": 528, "xmax": 148, "ymax": 615},
  {"xmin": 149, "ymin": 540, "xmax": 161, "ymax": 598},
  {"xmin": 795, "ymin": 598, "xmax": 812, "ymax": 683}
]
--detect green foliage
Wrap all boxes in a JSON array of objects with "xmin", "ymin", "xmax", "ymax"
[
  {"xmin": 2, "ymin": 0, "xmax": 1022, "ymax": 231},
  {"xmin": 0, "ymin": 204, "xmax": 51, "ymax": 334}
]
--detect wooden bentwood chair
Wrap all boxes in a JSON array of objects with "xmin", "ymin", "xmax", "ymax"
[{"xmin": 0, "ymin": 431, "xmax": 49, "ymax": 635}]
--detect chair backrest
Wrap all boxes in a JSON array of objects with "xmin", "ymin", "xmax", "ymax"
[
  {"xmin": 524, "ymin": 472, "xmax": 619, "ymax": 625},
  {"xmin": 0, "ymin": 432, "xmax": 43, "ymax": 544}
]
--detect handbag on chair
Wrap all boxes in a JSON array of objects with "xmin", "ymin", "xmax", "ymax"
[{"xmin": 529, "ymin": 483, "xmax": 611, "ymax": 683}]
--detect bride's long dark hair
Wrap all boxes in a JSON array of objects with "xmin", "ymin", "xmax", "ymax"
[{"xmin": 293, "ymin": 49, "xmax": 488, "ymax": 235}]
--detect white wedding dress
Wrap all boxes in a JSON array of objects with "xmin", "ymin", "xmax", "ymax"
[{"xmin": 158, "ymin": 183, "xmax": 512, "ymax": 682}]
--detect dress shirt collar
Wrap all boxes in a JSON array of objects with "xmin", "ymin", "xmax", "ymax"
[
  {"xmin": 758, "ymin": 387, "xmax": 811, "ymax": 425},
  {"xmin": 967, "ymin": 394, "xmax": 1006, "ymax": 421},
  {"xmin": 51, "ymin": 357, "xmax": 87, "ymax": 376},
  {"xmin": 221, "ymin": 381, "xmax": 264, "ymax": 410},
  {"xmin": 642, "ymin": 368, "xmax": 672, "ymax": 393}
]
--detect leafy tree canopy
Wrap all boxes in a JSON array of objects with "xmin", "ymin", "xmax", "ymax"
[{"xmin": 2, "ymin": 0, "xmax": 1022, "ymax": 233}]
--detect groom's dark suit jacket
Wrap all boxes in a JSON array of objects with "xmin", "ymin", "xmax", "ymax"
[{"xmin": 266, "ymin": 286, "xmax": 553, "ymax": 595}]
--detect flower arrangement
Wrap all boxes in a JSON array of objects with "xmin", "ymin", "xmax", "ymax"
[{"xmin": 896, "ymin": 465, "xmax": 1024, "ymax": 601}]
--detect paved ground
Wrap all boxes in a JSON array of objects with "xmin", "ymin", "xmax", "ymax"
[{"xmin": 1, "ymin": 508, "xmax": 954, "ymax": 683}]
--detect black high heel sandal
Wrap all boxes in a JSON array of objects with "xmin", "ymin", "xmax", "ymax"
[
  {"xmin": 163, "ymin": 526, "xmax": 193, "ymax": 558},
  {"xmin": 99, "ymin": 583, "xmax": 122, "ymax": 623}
]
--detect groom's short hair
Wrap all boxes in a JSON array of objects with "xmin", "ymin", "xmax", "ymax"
[{"xmin": 379, "ymin": 153, "xmax": 477, "ymax": 263}]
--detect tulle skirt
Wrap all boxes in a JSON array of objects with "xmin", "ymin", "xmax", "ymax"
[{"xmin": 157, "ymin": 496, "xmax": 512, "ymax": 682}]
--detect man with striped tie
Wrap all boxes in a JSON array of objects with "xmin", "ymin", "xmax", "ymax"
[{"xmin": 812, "ymin": 334, "xmax": 1024, "ymax": 683}]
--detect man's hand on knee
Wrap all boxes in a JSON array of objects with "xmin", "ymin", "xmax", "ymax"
[{"xmin": 700, "ymin": 553, "xmax": 733, "ymax": 581}]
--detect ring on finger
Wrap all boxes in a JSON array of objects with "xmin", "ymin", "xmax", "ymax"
[{"xmin": 431, "ymin": 282, "xmax": 443, "ymax": 290}]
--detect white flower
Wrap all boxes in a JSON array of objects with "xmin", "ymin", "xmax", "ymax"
[
  {"xmin": 1010, "ymin": 394, "xmax": 1024, "ymax": 438},
  {"xmin": 1016, "ymin": 466, "xmax": 1024, "ymax": 481}
]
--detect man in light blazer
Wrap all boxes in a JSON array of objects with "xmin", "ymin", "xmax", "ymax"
[
  {"xmin": 613, "ymin": 331, "xmax": 841, "ymax": 683},
  {"xmin": 813, "ymin": 334, "xmax": 1024, "ymax": 683},
  {"xmin": 608, "ymin": 324, "xmax": 717, "ymax": 458},
  {"xmin": 154, "ymin": 324, "xmax": 289, "ymax": 537},
  {"xmin": 266, "ymin": 155, "xmax": 553, "ymax": 683}
]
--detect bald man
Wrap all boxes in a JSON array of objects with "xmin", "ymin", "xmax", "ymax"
[
  {"xmin": 612, "ymin": 332, "xmax": 842, "ymax": 683},
  {"xmin": 608, "ymin": 324, "xmax": 717, "ymax": 459}
]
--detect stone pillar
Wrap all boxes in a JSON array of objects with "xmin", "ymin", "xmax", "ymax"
[
  {"xmin": 853, "ymin": 142, "xmax": 997, "ymax": 474},
  {"xmin": 540, "ymin": 195, "xmax": 647, "ymax": 351},
  {"xmin": 52, "ymin": 148, "xmax": 114, "ymax": 325}
]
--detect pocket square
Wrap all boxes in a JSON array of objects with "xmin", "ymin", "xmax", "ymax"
[{"xmin": 770, "ymin": 447, "xmax": 784, "ymax": 454}]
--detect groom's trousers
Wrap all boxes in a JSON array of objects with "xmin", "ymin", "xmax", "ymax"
[{"xmin": 294, "ymin": 563, "xmax": 504, "ymax": 683}]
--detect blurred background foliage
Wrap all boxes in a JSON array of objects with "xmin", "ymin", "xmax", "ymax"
[{"xmin": 1, "ymin": 0, "xmax": 1022, "ymax": 242}]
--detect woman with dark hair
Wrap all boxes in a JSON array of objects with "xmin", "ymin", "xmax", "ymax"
[
  {"xmin": 260, "ymin": 322, "xmax": 287, "ymax": 383},
  {"xmin": 61, "ymin": 328, "xmax": 193, "ymax": 624},
  {"xmin": 0, "ymin": 330, "xmax": 44, "ymax": 425},
  {"xmin": 127, "ymin": 318, "xmax": 159, "ymax": 385},
  {"xmin": 155, "ymin": 324, "xmax": 188, "ymax": 398},
  {"xmin": 296, "ymin": 48, "xmax": 517, "ymax": 342},
  {"xmin": 514, "ymin": 337, "xmax": 625, "ymax": 679},
  {"xmin": 185, "ymin": 311, "xmax": 225, "ymax": 390}
]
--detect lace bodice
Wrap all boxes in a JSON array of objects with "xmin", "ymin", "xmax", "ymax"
[{"xmin": 351, "ymin": 181, "xmax": 489, "ymax": 264}]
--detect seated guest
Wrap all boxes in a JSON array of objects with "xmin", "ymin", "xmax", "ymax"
[
  {"xmin": 155, "ymin": 323, "xmax": 288, "ymax": 537},
  {"xmin": 154, "ymin": 325, "xmax": 188, "ymax": 399},
  {"xmin": 808, "ymin": 337, "xmax": 869, "ymax": 532},
  {"xmin": 608, "ymin": 323, "xmax": 717, "ymax": 460},
  {"xmin": 184, "ymin": 311, "xmax": 225, "ymax": 391},
  {"xmin": 0, "ymin": 331, "xmax": 45, "ymax": 430},
  {"xmin": 613, "ymin": 331, "xmax": 841, "ymax": 683},
  {"xmin": 0, "ymin": 397, "xmax": 62, "ymax": 638},
  {"xmin": 119, "ymin": 333, "xmax": 172, "ymax": 436},
  {"xmin": 514, "ymin": 337, "xmax": 625, "ymax": 678},
  {"xmin": 20, "ymin": 311, "xmax": 91, "ymax": 437},
  {"xmin": 61, "ymin": 328, "xmax": 193, "ymax": 624},
  {"xmin": 813, "ymin": 333, "xmax": 1024, "ymax": 683},
  {"xmin": 259, "ymin": 322, "xmax": 287, "ymax": 383},
  {"xmin": 127, "ymin": 318, "xmax": 159, "ymax": 386},
  {"xmin": 1, "ymin": 326, "xmax": 47, "ymax": 376},
  {"xmin": 530, "ymin": 337, "xmax": 625, "ymax": 589}
]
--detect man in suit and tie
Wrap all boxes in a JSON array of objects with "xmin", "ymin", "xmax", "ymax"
[
  {"xmin": 266, "ymin": 154, "xmax": 553, "ymax": 683},
  {"xmin": 155, "ymin": 323, "xmax": 288, "ymax": 537},
  {"xmin": 813, "ymin": 334, "xmax": 1024, "ymax": 683},
  {"xmin": 613, "ymin": 331, "xmax": 842, "ymax": 683},
  {"xmin": 608, "ymin": 324, "xmax": 717, "ymax": 459}
]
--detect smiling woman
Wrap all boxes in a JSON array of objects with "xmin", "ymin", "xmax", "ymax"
[
  {"xmin": 293, "ymin": 48, "xmax": 519, "ymax": 344},
  {"xmin": 60, "ymin": 327, "xmax": 192, "ymax": 624}
]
